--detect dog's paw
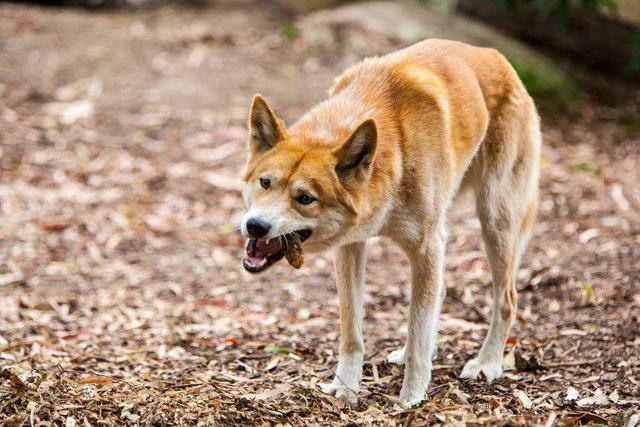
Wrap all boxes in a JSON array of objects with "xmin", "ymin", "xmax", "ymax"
[
  {"xmin": 398, "ymin": 368, "xmax": 430, "ymax": 408},
  {"xmin": 387, "ymin": 345, "xmax": 438, "ymax": 364},
  {"xmin": 399, "ymin": 383, "xmax": 426, "ymax": 408},
  {"xmin": 459, "ymin": 357, "xmax": 503, "ymax": 382},
  {"xmin": 386, "ymin": 346, "xmax": 405, "ymax": 365},
  {"xmin": 318, "ymin": 381, "xmax": 358, "ymax": 404}
]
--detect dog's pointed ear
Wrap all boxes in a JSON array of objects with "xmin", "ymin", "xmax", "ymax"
[
  {"xmin": 334, "ymin": 119, "xmax": 377, "ymax": 181},
  {"xmin": 248, "ymin": 94, "xmax": 287, "ymax": 157}
]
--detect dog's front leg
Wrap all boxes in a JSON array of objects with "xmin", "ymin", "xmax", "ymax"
[
  {"xmin": 319, "ymin": 241, "xmax": 366, "ymax": 402},
  {"xmin": 399, "ymin": 227, "xmax": 446, "ymax": 406}
]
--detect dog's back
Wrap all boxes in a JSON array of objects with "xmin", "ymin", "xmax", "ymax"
[{"xmin": 297, "ymin": 39, "xmax": 539, "ymax": 233}]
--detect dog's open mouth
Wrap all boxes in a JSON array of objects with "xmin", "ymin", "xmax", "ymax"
[{"xmin": 243, "ymin": 229, "xmax": 312, "ymax": 273}]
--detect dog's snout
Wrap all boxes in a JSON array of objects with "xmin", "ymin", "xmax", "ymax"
[{"xmin": 246, "ymin": 218, "xmax": 271, "ymax": 238}]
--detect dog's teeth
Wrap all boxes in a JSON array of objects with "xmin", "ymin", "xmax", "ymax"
[{"xmin": 266, "ymin": 238, "xmax": 270, "ymax": 244}]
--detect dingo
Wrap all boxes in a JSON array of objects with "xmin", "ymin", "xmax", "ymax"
[{"xmin": 240, "ymin": 39, "xmax": 540, "ymax": 406}]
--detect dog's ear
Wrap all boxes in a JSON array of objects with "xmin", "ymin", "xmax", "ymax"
[
  {"xmin": 248, "ymin": 94, "xmax": 287, "ymax": 157},
  {"xmin": 334, "ymin": 119, "xmax": 377, "ymax": 181}
]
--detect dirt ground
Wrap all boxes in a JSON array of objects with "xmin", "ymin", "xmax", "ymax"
[{"xmin": 1, "ymin": 1, "xmax": 639, "ymax": 425}]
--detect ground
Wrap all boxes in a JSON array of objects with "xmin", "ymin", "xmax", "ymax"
[{"xmin": 0, "ymin": 1, "xmax": 639, "ymax": 425}]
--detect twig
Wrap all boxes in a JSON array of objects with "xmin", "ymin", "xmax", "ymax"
[
  {"xmin": 166, "ymin": 382, "xmax": 207, "ymax": 390},
  {"xmin": 542, "ymin": 360, "xmax": 601, "ymax": 368}
]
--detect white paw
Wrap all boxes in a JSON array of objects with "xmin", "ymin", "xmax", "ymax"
[
  {"xmin": 459, "ymin": 358, "xmax": 503, "ymax": 382},
  {"xmin": 318, "ymin": 380, "xmax": 358, "ymax": 403},
  {"xmin": 399, "ymin": 365, "xmax": 430, "ymax": 407},
  {"xmin": 399, "ymin": 383, "xmax": 426, "ymax": 407},
  {"xmin": 388, "ymin": 343, "xmax": 438, "ymax": 364},
  {"xmin": 386, "ymin": 346, "xmax": 405, "ymax": 365},
  {"xmin": 320, "ymin": 354, "xmax": 363, "ymax": 404}
]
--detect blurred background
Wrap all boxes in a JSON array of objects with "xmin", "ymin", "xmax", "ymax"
[{"xmin": 1, "ymin": 0, "xmax": 639, "ymax": 425}]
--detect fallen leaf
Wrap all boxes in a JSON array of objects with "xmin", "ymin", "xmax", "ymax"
[
  {"xmin": 513, "ymin": 389, "xmax": 532, "ymax": 409},
  {"xmin": 561, "ymin": 412, "xmax": 609, "ymax": 426},
  {"xmin": 610, "ymin": 183, "xmax": 630, "ymax": 211},
  {"xmin": 193, "ymin": 299, "xmax": 229, "ymax": 309},
  {"xmin": 77, "ymin": 375, "xmax": 113, "ymax": 385},
  {"xmin": 167, "ymin": 346, "xmax": 186, "ymax": 359},
  {"xmin": 62, "ymin": 331, "xmax": 92, "ymax": 341},
  {"xmin": 0, "ymin": 369, "xmax": 28, "ymax": 392},
  {"xmin": 224, "ymin": 336, "xmax": 243, "ymax": 346},
  {"xmin": 583, "ymin": 282, "xmax": 598, "ymax": 304},
  {"xmin": 264, "ymin": 357, "xmax": 279, "ymax": 371},
  {"xmin": 0, "ymin": 273, "xmax": 25, "ymax": 287},
  {"xmin": 503, "ymin": 348, "xmax": 516, "ymax": 370},
  {"xmin": 39, "ymin": 221, "xmax": 72, "ymax": 232},
  {"xmin": 245, "ymin": 384, "xmax": 291, "ymax": 401},
  {"xmin": 296, "ymin": 308, "xmax": 311, "ymax": 320},
  {"xmin": 578, "ymin": 228, "xmax": 599, "ymax": 244},
  {"xmin": 627, "ymin": 414, "xmax": 640, "ymax": 427},
  {"xmin": 45, "ymin": 99, "xmax": 94, "ymax": 125},
  {"xmin": 609, "ymin": 389, "xmax": 619, "ymax": 403},
  {"xmin": 577, "ymin": 388, "xmax": 609, "ymax": 407},
  {"xmin": 449, "ymin": 385, "xmax": 469, "ymax": 404},
  {"xmin": 560, "ymin": 329, "xmax": 588, "ymax": 336},
  {"xmin": 566, "ymin": 386, "xmax": 579, "ymax": 401}
]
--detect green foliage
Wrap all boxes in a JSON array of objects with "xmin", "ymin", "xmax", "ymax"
[
  {"xmin": 619, "ymin": 115, "xmax": 640, "ymax": 137},
  {"xmin": 509, "ymin": 57, "xmax": 579, "ymax": 109},
  {"xmin": 499, "ymin": 0, "xmax": 639, "ymax": 78},
  {"xmin": 502, "ymin": 0, "xmax": 618, "ymax": 20},
  {"xmin": 282, "ymin": 24, "xmax": 300, "ymax": 40},
  {"xmin": 627, "ymin": 31, "xmax": 640, "ymax": 77},
  {"xmin": 264, "ymin": 345, "xmax": 291, "ymax": 355},
  {"xmin": 499, "ymin": 0, "xmax": 618, "ymax": 32},
  {"xmin": 570, "ymin": 162, "xmax": 600, "ymax": 174}
]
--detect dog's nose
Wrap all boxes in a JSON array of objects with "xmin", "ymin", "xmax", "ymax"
[{"xmin": 246, "ymin": 218, "xmax": 271, "ymax": 238}]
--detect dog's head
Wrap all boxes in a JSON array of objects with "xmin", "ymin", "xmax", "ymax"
[{"xmin": 240, "ymin": 95, "xmax": 377, "ymax": 273}]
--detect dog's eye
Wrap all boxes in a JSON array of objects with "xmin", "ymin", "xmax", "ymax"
[
  {"xmin": 259, "ymin": 177, "xmax": 270, "ymax": 189},
  {"xmin": 296, "ymin": 194, "xmax": 316, "ymax": 205}
]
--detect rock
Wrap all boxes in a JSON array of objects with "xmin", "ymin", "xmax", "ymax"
[
  {"xmin": 37, "ymin": 0, "xmax": 208, "ymax": 9},
  {"xmin": 299, "ymin": 1, "xmax": 575, "ymax": 102}
]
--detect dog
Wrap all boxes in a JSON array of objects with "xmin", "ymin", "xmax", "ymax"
[{"xmin": 240, "ymin": 39, "xmax": 540, "ymax": 406}]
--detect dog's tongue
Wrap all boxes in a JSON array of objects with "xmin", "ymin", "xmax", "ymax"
[
  {"xmin": 255, "ymin": 238, "xmax": 283, "ymax": 256},
  {"xmin": 244, "ymin": 238, "xmax": 283, "ymax": 268}
]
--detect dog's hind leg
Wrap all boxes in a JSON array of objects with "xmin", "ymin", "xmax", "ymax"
[
  {"xmin": 319, "ymin": 241, "xmax": 367, "ymax": 402},
  {"xmin": 460, "ymin": 101, "xmax": 540, "ymax": 382}
]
